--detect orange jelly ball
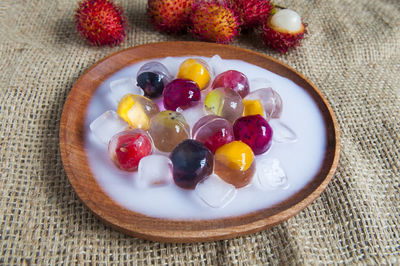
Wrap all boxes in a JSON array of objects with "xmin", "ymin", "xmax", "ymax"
[{"xmin": 214, "ymin": 141, "xmax": 255, "ymax": 188}]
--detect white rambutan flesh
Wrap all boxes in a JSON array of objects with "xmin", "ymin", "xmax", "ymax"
[{"xmin": 270, "ymin": 9, "xmax": 302, "ymax": 33}]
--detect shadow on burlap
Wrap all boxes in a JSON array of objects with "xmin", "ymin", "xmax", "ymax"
[{"xmin": 0, "ymin": 0, "xmax": 399, "ymax": 264}]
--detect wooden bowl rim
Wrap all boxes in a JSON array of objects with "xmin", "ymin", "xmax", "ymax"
[{"xmin": 59, "ymin": 41, "xmax": 340, "ymax": 243}]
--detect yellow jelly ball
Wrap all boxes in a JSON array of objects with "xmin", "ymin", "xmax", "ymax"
[
  {"xmin": 243, "ymin": 99, "xmax": 264, "ymax": 117},
  {"xmin": 178, "ymin": 58, "xmax": 210, "ymax": 90},
  {"xmin": 215, "ymin": 141, "xmax": 254, "ymax": 171},
  {"xmin": 117, "ymin": 94, "xmax": 158, "ymax": 130}
]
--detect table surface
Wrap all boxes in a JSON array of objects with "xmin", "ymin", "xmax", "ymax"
[{"xmin": 1, "ymin": 0, "xmax": 399, "ymax": 264}]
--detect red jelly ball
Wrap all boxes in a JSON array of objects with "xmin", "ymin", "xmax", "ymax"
[
  {"xmin": 211, "ymin": 70, "xmax": 250, "ymax": 98},
  {"xmin": 233, "ymin": 115, "xmax": 273, "ymax": 155},
  {"xmin": 163, "ymin": 79, "xmax": 201, "ymax": 111},
  {"xmin": 108, "ymin": 130, "xmax": 152, "ymax": 171}
]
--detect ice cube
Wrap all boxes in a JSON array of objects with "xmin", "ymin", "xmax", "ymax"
[
  {"xmin": 179, "ymin": 103, "xmax": 205, "ymax": 129},
  {"xmin": 269, "ymin": 120, "xmax": 297, "ymax": 143},
  {"xmin": 195, "ymin": 174, "xmax": 237, "ymax": 208},
  {"xmin": 249, "ymin": 78, "xmax": 272, "ymax": 91},
  {"xmin": 89, "ymin": 110, "xmax": 129, "ymax": 144},
  {"xmin": 110, "ymin": 77, "xmax": 144, "ymax": 104},
  {"xmin": 137, "ymin": 154, "xmax": 173, "ymax": 188},
  {"xmin": 207, "ymin": 55, "xmax": 228, "ymax": 76},
  {"xmin": 256, "ymin": 158, "xmax": 289, "ymax": 190}
]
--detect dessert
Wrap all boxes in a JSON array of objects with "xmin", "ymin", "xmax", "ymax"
[{"xmin": 85, "ymin": 55, "xmax": 323, "ymax": 217}]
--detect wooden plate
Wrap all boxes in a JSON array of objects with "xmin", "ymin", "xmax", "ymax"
[{"xmin": 60, "ymin": 41, "xmax": 340, "ymax": 243}]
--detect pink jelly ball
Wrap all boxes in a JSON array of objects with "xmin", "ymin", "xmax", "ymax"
[
  {"xmin": 233, "ymin": 114, "xmax": 273, "ymax": 155},
  {"xmin": 211, "ymin": 70, "xmax": 250, "ymax": 98},
  {"xmin": 163, "ymin": 79, "xmax": 201, "ymax": 111}
]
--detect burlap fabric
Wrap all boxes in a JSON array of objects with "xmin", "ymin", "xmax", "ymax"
[{"xmin": 1, "ymin": 0, "xmax": 399, "ymax": 264}]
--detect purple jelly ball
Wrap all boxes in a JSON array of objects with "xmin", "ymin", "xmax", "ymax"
[
  {"xmin": 233, "ymin": 114, "xmax": 273, "ymax": 155},
  {"xmin": 170, "ymin": 139, "xmax": 213, "ymax": 189},
  {"xmin": 163, "ymin": 79, "xmax": 201, "ymax": 111},
  {"xmin": 212, "ymin": 70, "xmax": 250, "ymax": 98}
]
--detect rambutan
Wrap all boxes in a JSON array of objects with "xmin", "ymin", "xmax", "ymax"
[
  {"xmin": 190, "ymin": 1, "xmax": 240, "ymax": 44},
  {"xmin": 148, "ymin": 0, "xmax": 195, "ymax": 34},
  {"xmin": 261, "ymin": 9, "xmax": 307, "ymax": 53},
  {"xmin": 75, "ymin": 0, "xmax": 127, "ymax": 46},
  {"xmin": 231, "ymin": 0, "xmax": 273, "ymax": 29}
]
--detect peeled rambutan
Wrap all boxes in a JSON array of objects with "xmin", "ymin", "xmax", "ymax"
[
  {"xmin": 75, "ymin": 0, "xmax": 127, "ymax": 46},
  {"xmin": 148, "ymin": 0, "xmax": 195, "ymax": 34},
  {"xmin": 190, "ymin": 1, "xmax": 240, "ymax": 44},
  {"xmin": 231, "ymin": 0, "xmax": 273, "ymax": 29},
  {"xmin": 261, "ymin": 9, "xmax": 307, "ymax": 53}
]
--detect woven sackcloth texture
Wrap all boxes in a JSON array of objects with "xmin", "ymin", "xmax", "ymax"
[{"xmin": 1, "ymin": 0, "xmax": 399, "ymax": 264}]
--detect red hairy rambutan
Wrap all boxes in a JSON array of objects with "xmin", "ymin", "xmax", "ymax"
[
  {"xmin": 148, "ymin": 0, "xmax": 195, "ymax": 34},
  {"xmin": 231, "ymin": 0, "xmax": 273, "ymax": 29},
  {"xmin": 261, "ymin": 9, "xmax": 306, "ymax": 53},
  {"xmin": 190, "ymin": 1, "xmax": 240, "ymax": 44},
  {"xmin": 75, "ymin": 0, "xmax": 128, "ymax": 46}
]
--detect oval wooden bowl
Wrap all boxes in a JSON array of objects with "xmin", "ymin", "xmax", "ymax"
[{"xmin": 60, "ymin": 41, "xmax": 340, "ymax": 243}]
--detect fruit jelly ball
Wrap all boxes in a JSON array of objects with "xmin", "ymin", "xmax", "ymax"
[
  {"xmin": 244, "ymin": 88, "xmax": 283, "ymax": 120},
  {"xmin": 163, "ymin": 79, "xmax": 201, "ymax": 111},
  {"xmin": 177, "ymin": 58, "xmax": 211, "ymax": 90},
  {"xmin": 108, "ymin": 129, "xmax": 153, "ymax": 172},
  {"xmin": 214, "ymin": 141, "xmax": 255, "ymax": 188},
  {"xmin": 243, "ymin": 99, "xmax": 264, "ymax": 117},
  {"xmin": 136, "ymin": 61, "xmax": 172, "ymax": 98},
  {"xmin": 149, "ymin": 110, "xmax": 190, "ymax": 152},
  {"xmin": 211, "ymin": 70, "xmax": 250, "ymax": 98},
  {"xmin": 170, "ymin": 139, "xmax": 214, "ymax": 189},
  {"xmin": 117, "ymin": 94, "xmax": 159, "ymax": 130},
  {"xmin": 233, "ymin": 114, "xmax": 273, "ymax": 155},
  {"xmin": 192, "ymin": 115, "xmax": 234, "ymax": 153},
  {"xmin": 204, "ymin": 87, "xmax": 244, "ymax": 123}
]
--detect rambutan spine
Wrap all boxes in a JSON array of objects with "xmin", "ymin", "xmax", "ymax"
[
  {"xmin": 75, "ymin": 0, "xmax": 128, "ymax": 46},
  {"xmin": 148, "ymin": 0, "xmax": 195, "ymax": 34},
  {"xmin": 231, "ymin": 0, "xmax": 273, "ymax": 29},
  {"xmin": 190, "ymin": 1, "xmax": 240, "ymax": 44}
]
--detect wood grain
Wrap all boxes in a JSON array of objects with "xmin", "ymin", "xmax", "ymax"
[{"xmin": 59, "ymin": 41, "xmax": 340, "ymax": 243}]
